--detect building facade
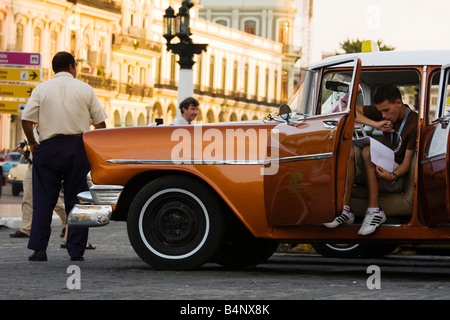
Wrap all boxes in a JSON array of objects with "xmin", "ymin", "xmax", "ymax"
[
  {"xmin": 0, "ymin": 0, "xmax": 310, "ymax": 152},
  {"xmin": 198, "ymin": 0, "xmax": 308, "ymax": 101}
]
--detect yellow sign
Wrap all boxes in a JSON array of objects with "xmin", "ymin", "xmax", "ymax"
[
  {"xmin": 0, "ymin": 101, "xmax": 27, "ymax": 114},
  {"xmin": 0, "ymin": 84, "xmax": 35, "ymax": 98},
  {"xmin": 0, "ymin": 68, "xmax": 41, "ymax": 82}
]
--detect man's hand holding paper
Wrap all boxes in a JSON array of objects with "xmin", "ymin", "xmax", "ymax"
[{"xmin": 352, "ymin": 136, "xmax": 395, "ymax": 172}]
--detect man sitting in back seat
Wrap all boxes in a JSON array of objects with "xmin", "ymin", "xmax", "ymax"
[{"xmin": 324, "ymin": 84, "xmax": 418, "ymax": 235}]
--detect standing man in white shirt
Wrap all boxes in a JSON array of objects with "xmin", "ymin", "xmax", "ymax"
[
  {"xmin": 21, "ymin": 51, "xmax": 107, "ymax": 262},
  {"xmin": 171, "ymin": 97, "xmax": 199, "ymax": 125}
]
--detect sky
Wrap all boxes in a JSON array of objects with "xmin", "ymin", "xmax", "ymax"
[{"xmin": 303, "ymin": 0, "xmax": 450, "ymax": 63}]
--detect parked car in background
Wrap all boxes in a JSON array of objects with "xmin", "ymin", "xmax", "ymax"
[
  {"xmin": 69, "ymin": 50, "xmax": 450, "ymax": 270},
  {"xmin": 7, "ymin": 155, "xmax": 28, "ymax": 196},
  {"xmin": 1, "ymin": 152, "xmax": 20, "ymax": 186}
]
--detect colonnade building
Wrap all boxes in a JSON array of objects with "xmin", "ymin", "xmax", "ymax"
[{"xmin": 0, "ymin": 0, "xmax": 312, "ymax": 151}]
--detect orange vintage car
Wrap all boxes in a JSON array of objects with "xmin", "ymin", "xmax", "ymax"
[{"xmin": 70, "ymin": 50, "xmax": 450, "ymax": 270}]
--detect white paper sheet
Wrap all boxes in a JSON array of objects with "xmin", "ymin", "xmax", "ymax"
[{"xmin": 352, "ymin": 136, "xmax": 394, "ymax": 172}]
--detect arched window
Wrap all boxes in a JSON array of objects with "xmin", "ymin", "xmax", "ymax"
[
  {"xmin": 140, "ymin": 67, "xmax": 146, "ymax": 84},
  {"xmin": 98, "ymin": 36, "xmax": 105, "ymax": 68},
  {"xmin": 50, "ymin": 30, "xmax": 58, "ymax": 58},
  {"xmin": 244, "ymin": 20, "xmax": 256, "ymax": 35},
  {"xmin": 125, "ymin": 111, "xmax": 133, "ymax": 126},
  {"xmin": 274, "ymin": 70, "xmax": 278, "ymax": 102},
  {"xmin": 216, "ymin": 19, "xmax": 227, "ymax": 27},
  {"xmin": 83, "ymin": 33, "xmax": 90, "ymax": 62},
  {"xmin": 33, "ymin": 27, "xmax": 41, "ymax": 52},
  {"xmin": 244, "ymin": 63, "xmax": 249, "ymax": 95},
  {"xmin": 166, "ymin": 104, "xmax": 177, "ymax": 124},
  {"xmin": 152, "ymin": 102, "xmax": 163, "ymax": 122},
  {"xmin": 209, "ymin": 55, "xmax": 215, "ymax": 89},
  {"xmin": 114, "ymin": 110, "xmax": 121, "ymax": 127},
  {"xmin": 15, "ymin": 23, "xmax": 24, "ymax": 52},
  {"xmin": 137, "ymin": 113, "xmax": 146, "ymax": 126},
  {"xmin": 128, "ymin": 65, "xmax": 134, "ymax": 83},
  {"xmin": 233, "ymin": 61, "xmax": 238, "ymax": 92},
  {"xmin": 195, "ymin": 108, "xmax": 202, "ymax": 123},
  {"xmin": 219, "ymin": 111, "xmax": 225, "ymax": 122},
  {"xmin": 281, "ymin": 69, "xmax": 288, "ymax": 102},
  {"xmin": 70, "ymin": 31, "xmax": 77, "ymax": 56},
  {"xmin": 255, "ymin": 66, "xmax": 259, "ymax": 98},
  {"xmin": 170, "ymin": 54, "xmax": 176, "ymax": 84},
  {"xmin": 206, "ymin": 109, "xmax": 215, "ymax": 123},
  {"xmin": 196, "ymin": 54, "xmax": 203, "ymax": 87},
  {"xmin": 129, "ymin": 1, "xmax": 136, "ymax": 26},
  {"xmin": 0, "ymin": 11, "xmax": 5, "ymax": 48},
  {"xmin": 278, "ymin": 21, "xmax": 289, "ymax": 46},
  {"xmin": 221, "ymin": 58, "xmax": 227, "ymax": 91}
]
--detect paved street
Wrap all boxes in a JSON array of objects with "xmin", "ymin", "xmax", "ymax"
[
  {"xmin": 2, "ymin": 220, "xmax": 450, "ymax": 303},
  {"xmin": 2, "ymin": 184, "xmax": 450, "ymax": 305}
]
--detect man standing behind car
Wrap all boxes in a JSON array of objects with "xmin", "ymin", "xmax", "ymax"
[
  {"xmin": 171, "ymin": 97, "xmax": 199, "ymax": 125},
  {"xmin": 21, "ymin": 51, "xmax": 107, "ymax": 261}
]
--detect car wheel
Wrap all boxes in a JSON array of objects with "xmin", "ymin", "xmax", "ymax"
[
  {"xmin": 311, "ymin": 243, "xmax": 397, "ymax": 258},
  {"xmin": 214, "ymin": 215, "xmax": 279, "ymax": 268},
  {"xmin": 127, "ymin": 176, "xmax": 225, "ymax": 270}
]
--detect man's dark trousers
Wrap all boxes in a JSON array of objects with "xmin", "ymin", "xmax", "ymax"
[{"xmin": 28, "ymin": 135, "xmax": 90, "ymax": 258}]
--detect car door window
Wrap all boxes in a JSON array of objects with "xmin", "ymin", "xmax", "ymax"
[
  {"xmin": 440, "ymin": 69, "xmax": 450, "ymax": 117},
  {"xmin": 428, "ymin": 70, "xmax": 441, "ymax": 124},
  {"xmin": 320, "ymin": 72, "xmax": 353, "ymax": 115}
]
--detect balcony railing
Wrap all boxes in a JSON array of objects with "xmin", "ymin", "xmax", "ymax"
[
  {"xmin": 67, "ymin": 0, "xmax": 122, "ymax": 14},
  {"xmin": 118, "ymin": 82, "xmax": 153, "ymax": 98},
  {"xmin": 112, "ymin": 34, "xmax": 162, "ymax": 53},
  {"xmin": 78, "ymin": 73, "xmax": 118, "ymax": 91},
  {"xmin": 155, "ymin": 82, "xmax": 282, "ymax": 107}
]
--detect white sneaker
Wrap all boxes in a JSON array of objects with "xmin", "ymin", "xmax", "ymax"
[
  {"xmin": 358, "ymin": 209, "xmax": 386, "ymax": 235},
  {"xmin": 323, "ymin": 208, "xmax": 354, "ymax": 228}
]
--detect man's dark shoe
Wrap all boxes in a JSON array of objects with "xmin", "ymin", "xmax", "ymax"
[
  {"xmin": 70, "ymin": 256, "xmax": 84, "ymax": 261},
  {"xmin": 28, "ymin": 250, "xmax": 47, "ymax": 261},
  {"xmin": 10, "ymin": 230, "xmax": 29, "ymax": 238}
]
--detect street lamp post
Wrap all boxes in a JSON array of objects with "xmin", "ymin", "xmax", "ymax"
[{"xmin": 163, "ymin": 0, "xmax": 208, "ymax": 107}]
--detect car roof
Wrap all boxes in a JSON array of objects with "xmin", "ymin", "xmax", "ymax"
[{"xmin": 309, "ymin": 50, "xmax": 450, "ymax": 69}]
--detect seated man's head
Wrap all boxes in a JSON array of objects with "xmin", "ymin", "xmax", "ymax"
[{"xmin": 373, "ymin": 84, "xmax": 405, "ymax": 123}]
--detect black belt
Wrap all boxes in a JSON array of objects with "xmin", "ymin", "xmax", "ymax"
[{"xmin": 53, "ymin": 134, "xmax": 83, "ymax": 138}]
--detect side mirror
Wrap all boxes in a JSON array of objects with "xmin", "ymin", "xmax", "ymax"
[{"xmin": 278, "ymin": 104, "xmax": 291, "ymax": 122}]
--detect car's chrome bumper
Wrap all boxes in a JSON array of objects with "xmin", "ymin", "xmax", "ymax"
[
  {"xmin": 68, "ymin": 204, "xmax": 113, "ymax": 227},
  {"xmin": 68, "ymin": 173, "xmax": 123, "ymax": 228}
]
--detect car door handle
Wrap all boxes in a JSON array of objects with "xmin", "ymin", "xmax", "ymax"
[{"xmin": 323, "ymin": 119, "xmax": 339, "ymax": 129}]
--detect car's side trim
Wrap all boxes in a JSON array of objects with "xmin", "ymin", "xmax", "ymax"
[
  {"xmin": 106, "ymin": 152, "xmax": 333, "ymax": 165},
  {"xmin": 277, "ymin": 153, "xmax": 333, "ymax": 163}
]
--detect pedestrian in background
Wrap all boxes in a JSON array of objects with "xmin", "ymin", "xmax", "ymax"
[
  {"xmin": 21, "ymin": 51, "xmax": 107, "ymax": 261},
  {"xmin": 171, "ymin": 97, "xmax": 199, "ymax": 125}
]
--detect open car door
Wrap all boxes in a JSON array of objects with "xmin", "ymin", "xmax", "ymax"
[
  {"xmin": 264, "ymin": 57, "xmax": 361, "ymax": 226},
  {"xmin": 420, "ymin": 64, "xmax": 450, "ymax": 226}
]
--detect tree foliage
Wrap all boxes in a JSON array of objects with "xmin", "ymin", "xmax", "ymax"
[{"xmin": 337, "ymin": 38, "xmax": 395, "ymax": 54}]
